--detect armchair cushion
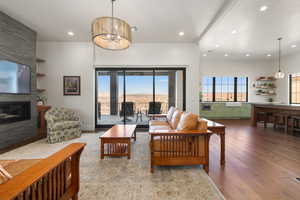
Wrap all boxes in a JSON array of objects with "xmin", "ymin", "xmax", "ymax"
[
  {"xmin": 176, "ymin": 112, "xmax": 199, "ymax": 131},
  {"xmin": 45, "ymin": 107, "xmax": 81, "ymax": 144},
  {"xmin": 49, "ymin": 121, "xmax": 80, "ymax": 131}
]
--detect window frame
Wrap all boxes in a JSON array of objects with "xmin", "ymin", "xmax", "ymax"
[
  {"xmin": 202, "ymin": 76, "xmax": 248, "ymax": 102},
  {"xmin": 289, "ymin": 74, "xmax": 300, "ymax": 104}
]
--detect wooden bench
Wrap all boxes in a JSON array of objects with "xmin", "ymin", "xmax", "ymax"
[{"xmin": 0, "ymin": 143, "xmax": 86, "ymax": 200}]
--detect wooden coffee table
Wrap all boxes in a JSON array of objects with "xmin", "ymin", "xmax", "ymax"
[{"xmin": 100, "ymin": 124, "xmax": 137, "ymax": 159}]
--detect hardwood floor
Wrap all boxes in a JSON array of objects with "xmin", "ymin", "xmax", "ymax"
[{"xmin": 209, "ymin": 120, "xmax": 300, "ymax": 200}]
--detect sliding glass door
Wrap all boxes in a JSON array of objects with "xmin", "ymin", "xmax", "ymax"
[{"xmin": 95, "ymin": 68, "xmax": 186, "ymax": 128}]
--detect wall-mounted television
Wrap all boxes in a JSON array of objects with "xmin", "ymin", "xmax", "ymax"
[{"xmin": 0, "ymin": 60, "xmax": 31, "ymax": 94}]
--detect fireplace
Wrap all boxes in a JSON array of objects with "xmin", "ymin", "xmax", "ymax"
[{"xmin": 0, "ymin": 101, "xmax": 31, "ymax": 124}]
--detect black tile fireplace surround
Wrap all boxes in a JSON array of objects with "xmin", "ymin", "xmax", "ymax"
[{"xmin": 0, "ymin": 101, "xmax": 31, "ymax": 124}]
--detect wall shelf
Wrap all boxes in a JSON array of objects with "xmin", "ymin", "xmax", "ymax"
[
  {"xmin": 255, "ymin": 76, "xmax": 276, "ymax": 97},
  {"xmin": 37, "ymin": 89, "xmax": 46, "ymax": 93},
  {"xmin": 256, "ymin": 76, "xmax": 276, "ymax": 81},
  {"xmin": 36, "ymin": 58, "xmax": 46, "ymax": 63},
  {"xmin": 37, "ymin": 73, "xmax": 46, "ymax": 77},
  {"xmin": 256, "ymin": 93, "xmax": 276, "ymax": 96}
]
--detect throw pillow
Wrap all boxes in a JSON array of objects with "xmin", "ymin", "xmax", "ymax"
[
  {"xmin": 166, "ymin": 106, "xmax": 176, "ymax": 122},
  {"xmin": 169, "ymin": 109, "xmax": 182, "ymax": 129},
  {"xmin": 177, "ymin": 112, "xmax": 199, "ymax": 131}
]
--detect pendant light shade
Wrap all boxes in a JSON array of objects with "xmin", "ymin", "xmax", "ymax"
[
  {"xmin": 91, "ymin": 0, "xmax": 132, "ymax": 50},
  {"xmin": 274, "ymin": 37, "xmax": 285, "ymax": 79},
  {"xmin": 274, "ymin": 70, "xmax": 285, "ymax": 79}
]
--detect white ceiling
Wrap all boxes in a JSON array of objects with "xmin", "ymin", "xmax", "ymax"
[
  {"xmin": 1, "ymin": 0, "xmax": 300, "ymax": 58},
  {"xmin": 0, "ymin": 0, "xmax": 225, "ymax": 43},
  {"xmin": 200, "ymin": 0, "xmax": 300, "ymax": 58}
]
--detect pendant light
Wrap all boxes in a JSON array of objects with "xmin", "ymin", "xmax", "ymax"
[
  {"xmin": 91, "ymin": 0, "xmax": 132, "ymax": 50},
  {"xmin": 274, "ymin": 37, "xmax": 285, "ymax": 79}
]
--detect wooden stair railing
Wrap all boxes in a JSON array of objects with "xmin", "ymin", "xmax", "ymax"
[{"xmin": 0, "ymin": 143, "xmax": 86, "ymax": 200}]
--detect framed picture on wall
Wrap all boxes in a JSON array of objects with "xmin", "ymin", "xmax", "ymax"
[{"xmin": 63, "ymin": 76, "xmax": 80, "ymax": 96}]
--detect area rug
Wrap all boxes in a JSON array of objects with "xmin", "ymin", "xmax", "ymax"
[{"xmin": 1, "ymin": 132, "xmax": 225, "ymax": 200}]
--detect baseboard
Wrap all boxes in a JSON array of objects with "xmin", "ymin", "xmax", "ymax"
[{"xmin": 82, "ymin": 130, "xmax": 96, "ymax": 133}]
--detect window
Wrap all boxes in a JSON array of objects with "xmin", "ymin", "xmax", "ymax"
[
  {"xmin": 202, "ymin": 77, "xmax": 213, "ymax": 101},
  {"xmin": 202, "ymin": 76, "xmax": 248, "ymax": 102},
  {"xmin": 237, "ymin": 77, "xmax": 248, "ymax": 102},
  {"xmin": 290, "ymin": 74, "xmax": 300, "ymax": 104}
]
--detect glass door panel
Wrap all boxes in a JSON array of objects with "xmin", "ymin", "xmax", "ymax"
[
  {"xmin": 125, "ymin": 70, "xmax": 154, "ymax": 125},
  {"xmin": 96, "ymin": 70, "xmax": 124, "ymax": 126},
  {"xmin": 154, "ymin": 70, "xmax": 169, "ymax": 113},
  {"xmin": 117, "ymin": 71, "xmax": 125, "ymax": 124},
  {"xmin": 175, "ymin": 70, "xmax": 184, "ymax": 110}
]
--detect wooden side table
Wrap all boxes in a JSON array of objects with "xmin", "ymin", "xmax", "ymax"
[{"xmin": 202, "ymin": 118, "xmax": 226, "ymax": 165}]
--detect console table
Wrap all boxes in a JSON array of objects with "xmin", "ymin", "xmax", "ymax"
[{"xmin": 202, "ymin": 118, "xmax": 226, "ymax": 165}]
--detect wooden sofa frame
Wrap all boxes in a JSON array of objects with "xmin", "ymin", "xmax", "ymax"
[
  {"xmin": 149, "ymin": 130, "xmax": 211, "ymax": 173},
  {"xmin": 0, "ymin": 143, "xmax": 86, "ymax": 200}
]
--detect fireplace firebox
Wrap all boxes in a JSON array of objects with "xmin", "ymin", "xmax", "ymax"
[{"xmin": 0, "ymin": 102, "xmax": 31, "ymax": 124}]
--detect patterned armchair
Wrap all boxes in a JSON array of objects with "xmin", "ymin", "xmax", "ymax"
[{"xmin": 45, "ymin": 107, "xmax": 81, "ymax": 143}]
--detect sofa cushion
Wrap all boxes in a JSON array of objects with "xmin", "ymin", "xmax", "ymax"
[
  {"xmin": 166, "ymin": 106, "xmax": 176, "ymax": 122},
  {"xmin": 149, "ymin": 125, "xmax": 171, "ymax": 131},
  {"xmin": 176, "ymin": 112, "xmax": 199, "ymax": 131},
  {"xmin": 149, "ymin": 120, "xmax": 169, "ymax": 126},
  {"xmin": 50, "ymin": 121, "xmax": 80, "ymax": 131},
  {"xmin": 169, "ymin": 109, "xmax": 182, "ymax": 129},
  {"xmin": 197, "ymin": 120, "xmax": 208, "ymax": 131}
]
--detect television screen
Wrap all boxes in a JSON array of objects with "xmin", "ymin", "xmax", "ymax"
[{"xmin": 0, "ymin": 60, "xmax": 31, "ymax": 94}]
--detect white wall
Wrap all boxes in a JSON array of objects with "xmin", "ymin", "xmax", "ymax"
[
  {"xmin": 199, "ymin": 57, "xmax": 276, "ymax": 103},
  {"xmin": 37, "ymin": 42, "xmax": 200, "ymax": 130},
  {"xmin": 276, "ymin": 51, "xmax": 300, "ymax": 103}
]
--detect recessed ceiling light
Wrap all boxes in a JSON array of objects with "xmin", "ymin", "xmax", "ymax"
[
  {"xmin": 291, "ymin": 44, "xmax": 297, "ymax": 48},
  {"xmin": 246, "ymin": 53, "xmax": 251, "ymax": 57},
  {"xmin": 179, "ymin": 31, "xmax": 185, "ymax": 36},
  {"xmin": 67, "ymin": 31, "xmax": 74, "ymax": 36},
  {"xmin": 267, "ymin": 54, "xmax": 272, "ymax": 57},
  {"xmin": 231, "ymin": 30, "xmax": 237, "ymax": 34},
  {"xmin": 224, "ymin": 54, "xmax": 229, "ymax": 57},
  {"xmin": 215, "ymin": 44, "xmax": 220, "ymax": 48},
  {"xmin": 203, "ymin": 54, "xmax": 207, "ymax": 57},
  {"xmin": 260, "ymin": 5, "xmax": 268, "ymax": 12},
  {"xmin": 131, "ymin": 26, "xmax": 138, "ymax": 32}
]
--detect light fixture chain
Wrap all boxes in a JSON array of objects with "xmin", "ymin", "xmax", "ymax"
[
  {"xmin": 111, "ymin": 0, "xmax": 115, "ymax": 36},
  {"xmin": 279, "ymin": 37, "xmax": 281, "ymax": 71}
]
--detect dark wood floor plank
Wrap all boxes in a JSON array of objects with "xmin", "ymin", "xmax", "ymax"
[{"xmin": 209, "ymin": 120, "xmax": 300, "ymax": 200}]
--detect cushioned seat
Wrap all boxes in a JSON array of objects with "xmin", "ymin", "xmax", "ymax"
[
  {"xmin": 149, "ymin": 120, "xmax": 169, "ymax": 126},
  {"xmin": 50, "ymin": 121, "xmax": 80, "ymax": 131},
  {"xmin": 149, "ymin": 125, "xmax": 171, "ymax": 131}
]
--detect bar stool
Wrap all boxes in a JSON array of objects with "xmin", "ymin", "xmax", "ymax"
[
  {"xmin": 274, "ymin": 112, "xmax": 290, "ymax": 133},
  {"xmin": 256, "ymin": 111, "xmax": 269, "ymax": 128},
  {"xmin": 291, "ymin": 116, "xmax": 300, "ymax": 136}
]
